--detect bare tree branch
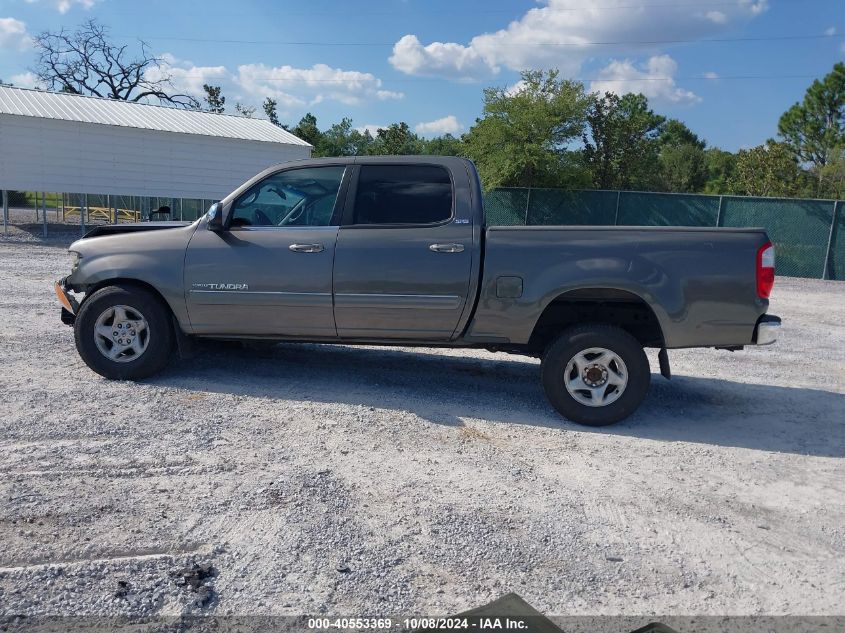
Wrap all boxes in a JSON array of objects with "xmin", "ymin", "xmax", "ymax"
[{"xmin": 31, "ymin": 19, "xmax": 199, "ymax": 109}]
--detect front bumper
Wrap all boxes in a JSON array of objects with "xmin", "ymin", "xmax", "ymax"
[
  {"xmin": 54, "ymin": 278, "xmax": 79, "ymax": 325},
  {"xmin": 753, "ymin": 314, "xmax": 781, "ymax": 345}
]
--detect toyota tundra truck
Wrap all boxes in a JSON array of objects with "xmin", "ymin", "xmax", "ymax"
[{"xmin": 54, "ymin": 156, "xmax": 781, "ymax": 426}]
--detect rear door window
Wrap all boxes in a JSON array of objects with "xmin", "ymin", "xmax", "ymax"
[{"xmin": 351, "ymin": 165, "xmax": 453, "ymax": 225}]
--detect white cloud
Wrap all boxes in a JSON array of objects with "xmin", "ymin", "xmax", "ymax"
[
  {"xmin": 148, "ymin": 55, "xmax": 402, "ymax": 114},
  {"xmin": 0, "ymin": 17, "xmax": 30, "ymax": 50},
  {"xmin": 147, "ymin": 54, "xmax": 229, "ymax": 100},
  {"xmin": 825, "ymin": 27, "xmax": 837, "ymax": 36},
  {"xmin": 389, "ymin": 0, "xmax": 769, "ymax": 80},
  {"xmin": 703, "ymin": 71, "xmax": 719, "ymax": 80},
  {"xmin": 237, "ymin": 63, "xmax": 403, "ymax": 108},
  {"xmin": 355, "ymin": 124, "xmax": 385, "ymax": 136},
  {"xmin": 590, "ymin": 55, "xmax": 700, "ymax": 105},
  {"xmin": 705, "ymin": 11, "xmax": 727, "ymax": 24},
  {"xmin": 505, "ymin": 80, "xmax": 527, "ymax": 96},
  {"xmin": 389, "ymin": 35, "xmax": 492, "ymax": 80},
  {"xmin": 24, "ymin": 0, "xmax": 98, "ymax": 13},
  {"xmin": 9, "ymin": 71, "xmax": 41, "ymax": 88},
  {"xmin": 740, "ymin": 0, "xmax": 769, "ymax": 15},
  {"xmin": 415, "ymin": 115, "xmax": 462, "ymax": 136}
]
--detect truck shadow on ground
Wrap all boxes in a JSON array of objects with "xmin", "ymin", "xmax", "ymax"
[{"xmin": 154, "ymin": 342, "xmax": 845, "ymax": 459}]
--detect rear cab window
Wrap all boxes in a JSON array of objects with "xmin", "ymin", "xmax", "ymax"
[{"xmin": 351, "ymin": 165, "xmax": 453, "ymax": 226}]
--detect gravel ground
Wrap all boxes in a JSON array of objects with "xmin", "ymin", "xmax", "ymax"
[{"xmin": 0, "ymin": 236, "xmax": 843, "ymax": 619}]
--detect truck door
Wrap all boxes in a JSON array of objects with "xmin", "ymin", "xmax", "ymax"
[
  {"xmin": 184, "ymin": 165, "xmax": 348, "ymax": 337},
  {"xmin": 333, "ymin": 163, "xmax": 474, "ymax": 340}
]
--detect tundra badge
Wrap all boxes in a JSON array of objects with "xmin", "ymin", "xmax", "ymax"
[{"xmin": 192, "ymin": 283, "xmax": 249, "ymax": 291}]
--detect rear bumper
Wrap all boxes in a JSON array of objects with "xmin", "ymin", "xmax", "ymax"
[{"xmin": 753, "ymin": 314, "xmax": 781, "ymax": 345}]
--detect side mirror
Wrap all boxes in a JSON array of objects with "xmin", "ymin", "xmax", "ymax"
[{"xmin": 206, "ymin": 202, "xmax": 223, "ymax": 232}]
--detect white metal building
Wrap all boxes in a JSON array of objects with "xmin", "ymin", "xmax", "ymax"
[{"xmin": 0, "ymin": 85, "xmax": 311, "ymax": 201}]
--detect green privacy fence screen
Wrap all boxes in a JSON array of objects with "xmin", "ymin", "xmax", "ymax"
[{"xmin": 484, "ymin": 188, "xmax": 843, "ymax": 280}]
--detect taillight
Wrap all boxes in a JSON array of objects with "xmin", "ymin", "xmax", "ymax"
[{"xmin": 757, "ymin": 241, "xmax": 775, "ymax": 299}]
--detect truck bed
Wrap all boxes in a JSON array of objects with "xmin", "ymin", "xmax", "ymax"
[{"xmin": 464, "ymin": 225, "xmax": 771, "ymax": 349}]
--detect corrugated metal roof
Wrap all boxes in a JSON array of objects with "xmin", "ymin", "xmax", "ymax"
[{"xmin": 0, "ymin": 85, "xmax": 311, "ymax": 146}]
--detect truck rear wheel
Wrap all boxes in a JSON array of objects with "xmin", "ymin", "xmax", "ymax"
[
  {"xmin": 74, "ymin": 285, "xmax": 174, "ymax": 380},
  {"xmin": 541, "ymin": 325, "xmax": 650, "ymax": 426}
]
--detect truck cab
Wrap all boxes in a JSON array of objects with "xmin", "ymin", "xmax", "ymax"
[{"xmin": 184, "ymin": 156, "xmax": 481, "ymax": 341}]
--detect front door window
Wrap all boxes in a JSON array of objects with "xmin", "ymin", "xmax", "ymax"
[{"xmin": 230, "ymin": 166, "xmax": 346, "ymax": 228}]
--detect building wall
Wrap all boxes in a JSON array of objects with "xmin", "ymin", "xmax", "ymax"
[{"xmin": 0, "ymin": 115, "xmax": 311, "ymax": 199}]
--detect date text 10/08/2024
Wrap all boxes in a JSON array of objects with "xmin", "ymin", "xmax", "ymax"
[{"xmin": 307, "ymin": 617, "xmax": 531, "ymax": 630}]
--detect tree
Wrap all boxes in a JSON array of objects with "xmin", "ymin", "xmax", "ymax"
[
  {"xmin": 658, "ymin": 119, "xmax": 705, "ymax": 150},
  {"xmin": 234, "ymin": 102, "xmax": 256, "ymax": 118},
  {"xmin": 370, "ymin": 122, "xmax": 424, "ymax": 155},
  {"xmin": 463, "ymin": 69, "xmax": 590, "ymax": 189},
  {"xmin": 291, "ymin": 113, "xmax": 323, "ymax": 148},
  {"xmin": 703, "ymin": 148, "xmax": 739, "ymax": 195},
  {"xmin": 729, "ymin": 141, "xmax": 805, "ymax": 197},
  {"xmin": 423, "ymin": 134, "xmax": 465, "ymax": 156},
  {"xmin": 656, "ymin": 119, "xmax": 707, "ymax": 192},
  {"xmin": 778, "ymin": 62, "xmax": 845, "ymax": 192},
  {"xmin": 316, "ymin": 118, "xmax": 373, "ymax": 157},
  {"xmin": 263, "ymin": 97, "xmax": 280, "ymax": 126},
  {"xmin": 32, "ymin": 19, "xmax": 198, "ymax": 108},
  {"xmin": 658, "ymin": 144, "xmax": 707, "ymax": 193},
  {"xmin": 583, "ymin": 92, "xmax": 665, "ymax": 191},
  {"xmin": 818, "ymin": 145, "xmax": 845, "ymax": 199},
  {"xmin": 203, "ymin": 84, "xmax": 225, "ymax": 114}
]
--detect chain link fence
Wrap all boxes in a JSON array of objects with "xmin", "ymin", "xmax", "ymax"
[
  {"xmin": 1, "ymin": 191, "xmax": 215, "ymax": 239},
  {"xmin": 485, "ymin": 188, "xmax": 843, "ymax": 280},
  {"xmin": 3, "ymin": 187, "xmax": 842, "ymax": 280},
  {"xmin": 59, "ymin": 193, "xmax": 212, "ymax": 223}
]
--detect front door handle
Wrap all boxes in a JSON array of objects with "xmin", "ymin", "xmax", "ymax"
[
  {"xmin": 429, "ymin": 243, "xmax": 465, "ymax": 253},
  {"xmin": 289, "ymin": 243, "xmax": 325, "ymax": 253}
]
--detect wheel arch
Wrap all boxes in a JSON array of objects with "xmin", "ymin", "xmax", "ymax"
[
  {"xmin": 85, "ymin": 278, "xmax": 170, "ymax": 311},
  {"xmin": 81, "ymin": 277, "xmax": 194, "ymax": 335},
  {"xmin": 529, "ymin": 287, "xmax": 666, "ymax": 353}
]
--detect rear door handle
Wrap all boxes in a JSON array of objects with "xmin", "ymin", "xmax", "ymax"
[
  {"xmin": 429, "ymin": 243, "xmax": 465, "ymax": 253},
  {"xmin": 289, "ymin": 243, "xmax": 325, "ymax": 253}
]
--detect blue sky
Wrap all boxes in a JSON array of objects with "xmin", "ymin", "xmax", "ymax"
[{"xmin": 0, "ymin": 0, "xmax": 843, "ymax": 150}]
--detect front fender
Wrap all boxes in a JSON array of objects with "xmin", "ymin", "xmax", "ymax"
[{"xmin": 66, "ymin": 224, "xmax": 198, "ymax": 332}]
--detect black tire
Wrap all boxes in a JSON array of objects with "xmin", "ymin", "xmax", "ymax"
[
  {"xmin": 74, "ymin": 284, "xmax": 174, "ymax": 380},
  {"xmin": 541, "ymin": 324, "xmax": 650, "ymax": 426}
]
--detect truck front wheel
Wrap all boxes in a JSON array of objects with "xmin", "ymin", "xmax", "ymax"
[
  {"xmin": 541, "ymin": 325, "xmax": 650, "ymax": 426},
  {"xmin": 74, "ymin": 285, "xmax": 174, "ymax": 380}
]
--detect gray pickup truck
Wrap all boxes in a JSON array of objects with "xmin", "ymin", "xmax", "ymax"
[{"xmin": 55, "ymin": 156, "xmax": 780, "ymax": 426}]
